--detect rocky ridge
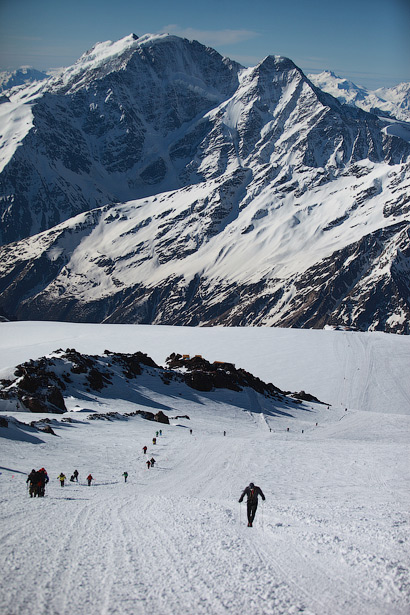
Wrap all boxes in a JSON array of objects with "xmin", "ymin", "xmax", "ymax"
[{"xmin": 0, "ymin": 348, "xmax": 316, "ymax": 416}]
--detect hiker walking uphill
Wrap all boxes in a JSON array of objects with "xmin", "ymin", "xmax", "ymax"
[
  {"xmin": 122, "ymin": 471, "xmax": 128, "ymax": 483},
  {"xmin": 27, "ymin": 469, "xmax": 42, "ymax": 497},
  {"xmin": 38, "ymin": 468, "xmax": 49, "ymax": 496},
  {"xmin": 87, "ymin": 474, "xmax": 93, "ymax": 486},
  {"xmin": 27, "ymin": 469, "xmax": 37, "ymax": 497},
  {"xmin": 239, "ymin": 482, "xmax": 265, "ymax": 527},
  {"xmin": 57, "ymin": 473, "xmax": 66, "ymax": 487}
]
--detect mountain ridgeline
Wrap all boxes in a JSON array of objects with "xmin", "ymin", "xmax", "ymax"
[{"xmin": 0, "ymin": 34, "xmax": 409, "ymax": 332}]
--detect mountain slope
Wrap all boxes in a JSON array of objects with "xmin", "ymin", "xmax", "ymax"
[
  {"xmin": 1, "ymin": 323, "xmax": 409, "ymax": 615},
  {"xmin": 0, "ymin": 158, "xmax": 409, "ymax": 331}
]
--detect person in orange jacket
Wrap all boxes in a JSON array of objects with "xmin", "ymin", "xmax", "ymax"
[{"xmin": 87, "ymin": 474, "xmax": 93, "ymax": 486}]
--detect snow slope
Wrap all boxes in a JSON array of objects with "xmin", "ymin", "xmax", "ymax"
[{"xmin": 1, "ymin": 323, "xmax": 409, "ymax": 615}]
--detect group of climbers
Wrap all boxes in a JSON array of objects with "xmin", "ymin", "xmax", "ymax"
[
  {"xmin": 27, "ymin": 468, "xmax": 94, "ymax": 495},
  {"xmin": 57, "ymin": 471, "xmax": 93, "ymax": 487},
  {"xmin": 26, "ymin": 468, "xmax": 49, "ymax": 497},
  {"xmin": 143, "ymin": 428, "xmax": 164, "ymax": 469}
]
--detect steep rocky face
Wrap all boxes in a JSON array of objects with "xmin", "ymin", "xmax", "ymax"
[
  {"xmin": 0, "ymin": 34, "xmax": 242, "ymax": 245},
  {"xmin": 0, "ymin": 34, "xmax": 409, "ymax": 333}
]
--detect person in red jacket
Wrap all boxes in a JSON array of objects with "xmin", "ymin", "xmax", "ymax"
[
  {"xmin": 239, "ymin": 482, "xmax": 265, "ymax": 527},
  {"xmin": 87, "ymin": 474, "xmax": 93, "ymax": 486}
]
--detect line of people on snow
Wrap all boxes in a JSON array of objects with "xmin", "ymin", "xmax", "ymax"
[
  {"xmin": 57, "ymin": 471, "xmax": 93, "ymax": 486},
  {"xmin": 27, "ymin": 468, "xmax": 94, "ymax": 495},
  {"xmin": 26, "ymin": 431, "xmax": 266, "ymax": 527}
]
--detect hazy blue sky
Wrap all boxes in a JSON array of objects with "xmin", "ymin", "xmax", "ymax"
[{"xmin": 0, "ymin": 0, "xmax": 409, "ymax": 88}]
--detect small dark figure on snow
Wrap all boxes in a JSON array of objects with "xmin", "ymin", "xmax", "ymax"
[
  {"xmin": 152, "ymin": 437, "xmax": 156, "ymax": 445},
  {"xmin": 149, "ymin": 457, "xmax": 156, "ymax": 467},
  {"xmin": 57, "ymin": 473, "xmax": 66, "ymax": 487},
  {"xmin": 73, "ymin": 469, "xmax": 79, "ymax": 481},
  {"xmin": 146, "ymin": 460, "xmax": 151, "ymax": 469},
  {"xmin": 143, "ymin": 446, "xmax": 147, "ymax": 454},
  {"xmin": 239, "ymin": 482, "xmax": 265, "ymax": 527},
  {"xmin": 123, "ymin": 471, "xmax": 128, "ymax": 482},
  {"xmin": 189, "ymin": 429, "xmax": 192, "ymax": 435},
  {"xmin": 87, "ymin": 474, "xmax": 93, "ymax": 486}
]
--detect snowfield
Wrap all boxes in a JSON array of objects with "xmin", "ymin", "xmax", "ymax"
[{"xmin": 1, "ymin": 322, "xmax": 409, "ymax": 615}]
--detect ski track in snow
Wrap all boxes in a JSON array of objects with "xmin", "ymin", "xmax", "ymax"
[{"xmin": 1, "ymin": 323, "xmax": 410, "ymax": 614}]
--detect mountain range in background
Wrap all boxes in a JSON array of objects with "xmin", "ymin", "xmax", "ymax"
[{"xmin": 0, "ymin": 34, "xmax": 409, "ymax": 332}]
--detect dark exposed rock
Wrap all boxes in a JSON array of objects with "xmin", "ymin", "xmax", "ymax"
[
  {"xmin": 291, "ymin": 391, "xmax": 326, "ymax": 404},
  {"xmin": 166, "ymin": 352, "xmax": 284, "ymax": 397},
  {"xmin": 39, "ymin": 424, "xmax": 56, "ymax": 435},
  {"xmin": 154, "ymin": 411, "xmax": 170, "ymax": 424}
]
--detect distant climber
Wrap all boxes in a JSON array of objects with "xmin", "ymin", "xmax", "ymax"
[
  {"xmin": 146, "ymin": 460, "xmax": 151, "ymax": 469},
  {"xmin": 239, "ymin": 482, "xmax": 266, "ymax": 527},
  {"xmin": 143, "ymin": 446, "xmax": 147, "ymax": 454},
  {"xmin": 57, "ymin": 473, "xmax": 66, "ymax": 487},
  {"xmin": 87, "ymin": 474, "xmax": 93, "ymax": 486},
  {"xmin": 152, "ymin": 437, "xmax": 156, "ymax": 445},
  {"xmin": 123, "ymin": 471, "xmax": 128, "ymax": 482},
  {"xmin": 150, "ymin": 457, "xmax": 156, "ymax": 467},
  {"xmin": 73, "ymin": 469, "xmax": 79, "ymax": 482}
]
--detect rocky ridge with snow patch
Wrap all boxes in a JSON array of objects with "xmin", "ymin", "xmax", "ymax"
[{"xmin": 0, "ymin": 348, "xmax": 310, "ymax": 415}]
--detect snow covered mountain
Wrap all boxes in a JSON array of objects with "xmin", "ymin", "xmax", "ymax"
[
  {"xmin": 308, "ymin": 70, "xmax": 410, "ymax": 123},
  {"xmin": 0, "ymin": 34, "xmax": 410, "ymax": 332},
  {"xmin": 0, "ymin": 66, "xmax": 50, "ymax": 93}
]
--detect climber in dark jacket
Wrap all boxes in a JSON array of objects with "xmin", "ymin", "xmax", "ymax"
[{"xmin": 239, "ymin": 482, "xmax": 265, "ymax": 527}]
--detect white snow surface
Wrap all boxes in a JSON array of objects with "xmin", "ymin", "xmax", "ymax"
[
  {"xmin": 0, "ymin": 322, "xmax": 410, "ymax": 615},
  {"xmin": 1, "ymin": 322, "xmax": 409, "ymax": 615}
]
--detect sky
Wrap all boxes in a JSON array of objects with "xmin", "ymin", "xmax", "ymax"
[{"xmin": 0, "ymin": 0, "xmax": 409, "ymax": 89}]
